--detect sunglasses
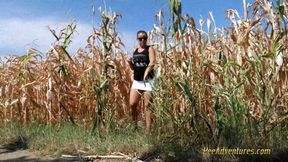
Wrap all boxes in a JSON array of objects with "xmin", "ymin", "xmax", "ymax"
[{"xmin": 137, "ymin": 37, "xmax": 147, "ymax": 41}]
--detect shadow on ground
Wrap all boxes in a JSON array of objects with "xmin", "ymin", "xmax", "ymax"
[{"xmin": 0, "ymin": 135, "xmax": 28, "ymax": 154}]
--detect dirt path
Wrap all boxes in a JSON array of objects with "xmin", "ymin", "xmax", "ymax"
[
  {"xmin": 0, "ymin": 145, "xmax": 80, "ymax": 162},
  {"xmin": 0, "ymin": 145, "xmax": 134, "ymax": 162}
]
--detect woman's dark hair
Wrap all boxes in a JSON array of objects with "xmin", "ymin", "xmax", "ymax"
[{"xmin": 137, "ymin": 30, "xmax": 147, "ymax": 38}]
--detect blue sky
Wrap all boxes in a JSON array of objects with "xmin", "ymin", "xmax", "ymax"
[{"xmin": 0, "ymin": 0, "xmax": 254, "ymax": 56}]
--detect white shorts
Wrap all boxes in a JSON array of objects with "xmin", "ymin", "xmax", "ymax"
[{"xmin": 131, "ymin": 78, "xmax": 155, "ymax": 91}]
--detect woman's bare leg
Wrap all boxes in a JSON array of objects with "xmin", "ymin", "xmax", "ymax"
[
  {"xmin": 143, "ymin": 91, "xmax": 153, "ymax": 132},
  {"xmin": 130, "ymin": 88, "xmax": 142, "ymax": 127}
]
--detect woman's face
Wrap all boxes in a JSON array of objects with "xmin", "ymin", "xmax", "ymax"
[{"xmin": 137, "ymin": 33, "xmax": 147, "ymax": 48}]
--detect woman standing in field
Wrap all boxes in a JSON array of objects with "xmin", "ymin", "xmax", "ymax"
[{"xmin": 126, "ymin": 30, "xmax": 155, "ymax": 132}]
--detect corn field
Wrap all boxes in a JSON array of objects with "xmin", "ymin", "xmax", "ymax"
[{"xmin": 0, "ymin": 0, "xmax": 287, "ymax": 149}]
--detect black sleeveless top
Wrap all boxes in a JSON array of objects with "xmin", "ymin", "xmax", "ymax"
[{"xmin": 132, "ymin": 46, "xmax": 155, "ymax": 81}]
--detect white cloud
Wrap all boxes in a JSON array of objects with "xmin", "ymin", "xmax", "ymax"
[
  {"xmin": 0, "ymin": 17, "xmax": 136, "ymax": 56},
  {"xmin": 0, "ymin": 18, "xmax": 92, "ymax": 55}
]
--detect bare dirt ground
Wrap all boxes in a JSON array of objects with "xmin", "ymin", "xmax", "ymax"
[
  {"xmin": 0, "ymin": 145, "xmax": 134, "ymax": 162},
  {"xmin": 0, "ymin": 145, "xmax": 81, "ymax": 162}
]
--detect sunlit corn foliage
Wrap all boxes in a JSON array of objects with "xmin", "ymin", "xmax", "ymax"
[
  {"xmin": 0, "ymin": 0, "xmax": 287, "ymax": 149},
  {"xmin": 149, "ymin": 0, "xmax": 288, "ymax": 148},
  {"xmin": 0, "ymin": 10, "xmax": 129, "ymax": 130}
]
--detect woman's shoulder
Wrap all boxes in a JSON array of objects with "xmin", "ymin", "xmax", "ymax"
[
  {"xmin": 147, "ymin": 45, "xmax": 155, "ymax": 52},
  {"xmin": 146, "ymin": 45, "xmax": 154, "ymax": 51}
]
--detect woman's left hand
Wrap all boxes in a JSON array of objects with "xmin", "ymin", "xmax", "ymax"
[
  {"xmin": 143, "ymin": 66, "xmax": 150, "ymax": 81},
  {"xmin": 143, "ymin": 74, "xmax": 148, "ymax": 81}
]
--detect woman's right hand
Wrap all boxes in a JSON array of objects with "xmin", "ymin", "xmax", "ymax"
[
  {"xmin": 126, "ymin": 56, "xmax": 134, "ymax": 70},
  {"xmin": 126, "ymin": 56, "xmax": 132, "ymax": 64}
]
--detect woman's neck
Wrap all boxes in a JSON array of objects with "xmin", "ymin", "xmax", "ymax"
[{"xmin": 139, "ymin": 45, "xmax": 147, "ymax": 49}]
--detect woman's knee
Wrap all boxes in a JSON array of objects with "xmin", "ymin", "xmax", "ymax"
[
  {"xmin": 130, "ymin": 89, "xmax": 142, "ymax": 107},
  {"xmin": 130, "ymin": 101, "xmax": 138, "ymax": 108}
]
